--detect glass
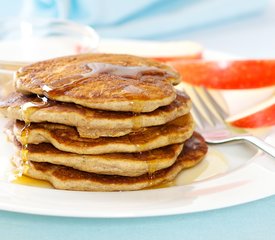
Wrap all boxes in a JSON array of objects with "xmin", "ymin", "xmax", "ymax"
[{"xmin": 0, "ymin": 19, "xmax": 99, "ymax": 61}]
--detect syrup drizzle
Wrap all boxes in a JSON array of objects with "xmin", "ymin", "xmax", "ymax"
[
  {"xmin": 41, "ymin": 62, "xmax": 170, "ymax": 98},
  {"xmin": 147, "ymin": 160, "xmax": 158, "ymax": 187},
  {"xmin": 12, "ymin": 175, "xmax": 52, "ymax": 188},
  {"xmin": 17, "ymin": 95, "xmax": 51, "ymax": 176},
  {"xmin": 20, "ymin": 122, "xmax": 30, "ymax": 173},
  {"xmin": 83, "ymin": 63, "xmax": 167, "ymax": 79}
]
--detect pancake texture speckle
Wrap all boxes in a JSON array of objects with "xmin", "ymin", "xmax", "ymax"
[
  {"xmin": 16, "ymin": 141, "xmax": 183, "ymax": 176},
  {"xmin": 24, "ymin": 133, "xmax": 207, "ymax": 191},
  {"xmin": 0, "ymin": 91, "xmax": 191, "ymax": 138},
  {"xmin": 16, "ymin": 54, "xmax": 180, "ymax": 112},
  {"xmin": 13, "ymin": 114, "xmax": 195, "ymax": 154}
]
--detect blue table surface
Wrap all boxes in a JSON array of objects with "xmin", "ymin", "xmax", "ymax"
[{"xmin": 0, "ymin": 194, "xmax": 275, "ymax": 240}]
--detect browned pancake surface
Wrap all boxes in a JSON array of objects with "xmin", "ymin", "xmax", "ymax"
[
  {"xmin": 15, "ymin": 54, "xmax": 180, "ymax": 112},
  {"xmin": 14, "ymin": 114, "xmax": 195, "ymax": 154},
  {"xmin": 18, "ymin": 142, "xmax": 183, "ymax": 176},
  {"xmin": 25, "ymin": 132, "xmax": 208, "ymax": 191},
  {"xmin": 0, "ymin": 91, "xmax": 191, "ymax": 137}
]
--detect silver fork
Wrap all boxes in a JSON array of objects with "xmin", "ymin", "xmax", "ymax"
[{"xmin": 180, "ymin": 84, "xmax": 275, "ymax": 158}]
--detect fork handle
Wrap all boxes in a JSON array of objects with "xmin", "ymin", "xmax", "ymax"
[{"xmin": 241, "ymin": 136, "xmax": 275, "ymax": 158}]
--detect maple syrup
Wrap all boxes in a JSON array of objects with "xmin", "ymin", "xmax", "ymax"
[
  {"xmin": 17, "ymin": 95, "xmax": 51, "ymax": 176},
  {"xmin": 85, "ymin": 63, "xmax": 166, "ymax": 79},
  {"xmin": 147, "ymin": 160, "xmax": 159, "ymax": 175},
  {"xmin": 41, "ymin": 62, "xmax": 170, "ymax": 100},
  {"xmin": 20, "ymin": 122, "xmax": 30, "ymax": 172},
  {"xmin": 175, "ymin": 147, "xmax": 228, "ymax": 185},
  {"xmin": 145, "ymin": 181, "xmax": 176, "ymax": 190},
  {"xmin": 12, "ymin": 175, "xmax": 52, "ymax": 188}
]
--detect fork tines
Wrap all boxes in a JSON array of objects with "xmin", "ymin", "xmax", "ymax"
[{"xmin": 181, "ymin": 83, "xmax": 229, "ymax": 129}]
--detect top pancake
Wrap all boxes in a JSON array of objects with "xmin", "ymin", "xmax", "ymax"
[{"xmin": 16, "ymin": 54, "xmax": 180, "ymax": 112}]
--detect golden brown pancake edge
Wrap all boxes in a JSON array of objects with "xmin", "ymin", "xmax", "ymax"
[
  {"xmin": 15, "ymin": 54, "xmax": 181, "ymax": 112},
  {"xmin": 24, "ymin": 132, "xmax": 208, "ymax": 191}
]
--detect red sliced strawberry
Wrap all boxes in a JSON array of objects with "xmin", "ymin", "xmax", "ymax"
[{"xmin": 169, "ymin": 60, "xmax": 275, "ymax": 89}]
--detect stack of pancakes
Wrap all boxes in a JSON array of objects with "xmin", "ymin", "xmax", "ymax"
[{"xmin": 0, "ymin": 53, "xmax": 207, "ymax": 191}]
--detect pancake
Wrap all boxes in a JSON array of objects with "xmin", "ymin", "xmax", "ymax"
[
  {"xmin": 0, "ymin": 91, "xmax": 191, "ymax": 138},
  {"xmin": 24, "ymin": 132, "xmax": 208, "ymax": 191},
  {"xmin": 77, "ymin": 127, "xmax": 133, "ymax": 139},
  {"xmin": 16, "ymin": 141, "xmax": 183, "ymax": 177},
  {"xmin": 15, "ymin": 54, "xmax": 180, "ymax": 112},
  {"xmin": 13, "ymin": 114, "xmax": 195, "ymax": 154}
]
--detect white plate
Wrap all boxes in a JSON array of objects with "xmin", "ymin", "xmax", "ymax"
[
  {"xmin": 0, "ymin": 129, "xmax": 274, "ymax": 218},
  {"xmin": 0, "ymin": 41, "xmax": 275, "ymax": 218}
]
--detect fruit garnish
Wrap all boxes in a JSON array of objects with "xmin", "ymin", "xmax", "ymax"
[
  {"xmin": 227, "ymin": 96, "xmax": 275, "ymax": 128},
  {"xmin": 169, "ymin": 60, "xmax": 275, "ymax": 89}
]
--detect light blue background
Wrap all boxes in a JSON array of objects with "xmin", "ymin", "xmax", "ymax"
[
  {"xmin": 0, "ymin": 0, "xmax": 268, "ymax": 39},
  {"xmin": 1, "ymin": 1, "xmax": 275, "ymax": 239},
  {"xmin": 1, "ymin": 195, "xmax": 275, "ymax": 240}
]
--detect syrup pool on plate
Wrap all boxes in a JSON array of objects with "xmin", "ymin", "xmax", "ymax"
[
  {"xmin": 12, "ymin": 175, "xmax": 52, "ymax": 188},
  {"xmin": 175, "ymin": 147, "xmax": 229, "ymax": 185}
]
